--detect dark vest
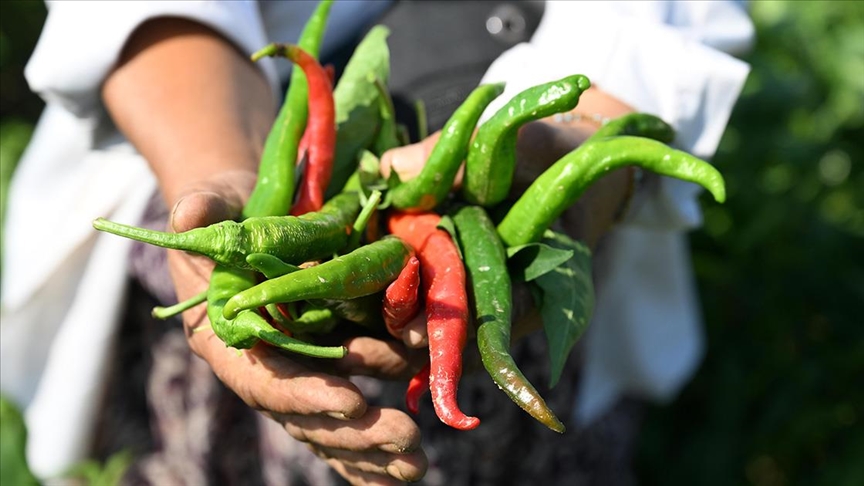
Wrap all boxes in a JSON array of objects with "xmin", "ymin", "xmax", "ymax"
[{"xmin": 325, "ymin": 1, "xmax": 546, "ymax": 139}]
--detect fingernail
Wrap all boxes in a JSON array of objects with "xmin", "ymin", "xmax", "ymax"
[
  {"xmin": 386, "ymin": 463, "xmax": 408, "ymax": 481},
  {"xmin": 389, "ymin": 144, "xmax": 425, "ymax": 180},
  {"xmin": 325, "ymin": 411, "xmax": 350, "ymax": 420},
  {"xmin": 169, "ymin": 196, "xmax": 188, "ymax": 233},
  {"xmin": 406, "ymin": 328, "xmax": 427, "ymax": 348},
  {"xmin": 380, "ymin": 442, "xmax": 415, "ymax": 454}
]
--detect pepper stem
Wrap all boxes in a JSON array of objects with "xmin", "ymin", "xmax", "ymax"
[
  {"xmin": 151, "ymin": 290, "xmax": 208, "ymax": 320},
  {"xmin": 253, "ymin": 323, "xmax": 346, "ymax": 359}
]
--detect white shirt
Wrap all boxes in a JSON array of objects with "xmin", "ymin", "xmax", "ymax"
[{"xmin": 1, "ymin": 0, "xmax": 752, "ymax": 479}]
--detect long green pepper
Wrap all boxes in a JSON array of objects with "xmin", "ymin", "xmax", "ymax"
[
  {"xmin": 452, "ymin": 206, "xmax": 565, "ymax": 433},
  {"xmin": 463, "ymin": 74, "xmax": 591, "ymax": 207},
  {"xmin": 588, "ymin": 112, "xmax": 675, "ymax": 144},
  {"xmin": 92, "ymin": 192, "xmax": 360, "ymax": 270},
  {"xmin": 222, "ymin": 236, "xmax": 412, "ymax": 320},
  {"xmin": 390, "ymin": 83, "xmax": 506, "ymax": 211},
  {"xmin": 497, "ymin": 136, "xmax": 727, "ymax": 247}
]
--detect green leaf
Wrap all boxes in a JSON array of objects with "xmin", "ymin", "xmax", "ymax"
[
  {"xmin": 506, "ymin": 242, "xmax": 574, "ymax": 282},
  {"xmin": 0, "ymin": 395, "xmax": 39, "ymax": 486},
  {"xmin": 64, "ymin": 450, "xmax": 133, "ymax": 486},
  {"xmin": 533, "ymin": 231, "xmax": 594, "ymax": 388},
  {"xmin": 371, "ymin": 74, "xmax": 402, "ymax": 155},
  {"xmin": 327, "ymin": 26, "xmax": 391, "ymax": 198}
]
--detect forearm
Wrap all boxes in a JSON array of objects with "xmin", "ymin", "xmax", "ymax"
[{"xmin": 102, "ymin": 17, "xmax": 275, "ymax": 207}]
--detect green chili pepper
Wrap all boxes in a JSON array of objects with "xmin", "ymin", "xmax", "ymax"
[
  {"xmin": 452, "ymin": 205, "xmax": 565, "ymax": 433},
  {"xmin": 244, "ymin": 0, "xmax": 333, "ymax": 218},
  {"xmin": 206, "ymin": 264, "xmax": 345, "ymax": 358},
  {"xmin": 312, "ymin": 292, "xmax": 386, "ymax": 331},
  {"xmin": 292, "ymin": 304, "xmax": 341, "ymax": 334},
  {"xmin": 245, "ymin": 253, "xmax": 302, "ymax": 279},
  {"xmin": 92, "ymin": 192, "xmax": 360, "ymax": 270},
  {"xmin": 222, "ymin": 236, "xmax": 412, "ymax": 320},
  {"xmin": 589, "ymin": 112, "xmax": 675, "ymax": 143},
  {"xmin": 497, "ymin": 136, "xmax": 727, "ymax": 247},
  {"xmin": 389, "ymin": 83, "xmax": 506, "ymax": 211},
  {"xmin": 463, "ymin": 74, "xmax": 591, "ymax": 207}
]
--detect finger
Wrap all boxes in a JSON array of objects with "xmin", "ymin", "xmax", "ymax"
[
  {"xmin": 277, "ymin": 406, "xmax": 422, "ymax": 454},
  {"xmin": 192, "ymin": 334, "xmax": 367, "ymax": 419},
  {"xmin": 164, "ymin": 241, "xmax": 215, "ymax": 310},
  {"xmin": 332, "ymin": 336, "xmax": 425, "ymax": 380},
  {"xmin": 170, "ymin": 191, "xmax": 239, "ymax": 232},
  {"xmin": 169, "ymin": 169, "xmax": 257, "ymax": 232},
  {"xmin": 380, "ymin": 132, "xmax": 440, "ymax": 181},
  {"xmin": 311, "ymin": 445, "xmax": 428, "ymax": 484},
  {"xmin": 320, "ymin": 458, "xmax": 408, "ymax": 486}
]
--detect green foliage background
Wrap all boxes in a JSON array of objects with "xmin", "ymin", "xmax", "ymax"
[
  {"xmin": 637, "ymin": 2, "xmax": 864, "ymax": 486},
  {"xmin": 0, "ymin": 1, "xmax": 861, "ymax": 485}
]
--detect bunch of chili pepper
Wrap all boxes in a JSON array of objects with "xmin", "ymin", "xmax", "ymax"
[{"xmin": 93, "ymin": 0, "xmax": 728, "ymax": 434}]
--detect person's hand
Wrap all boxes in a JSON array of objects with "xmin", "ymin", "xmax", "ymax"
[
  {"xmin": 379, "ymin": 87, "xmax": 636, "ymax": 346},
  {"xmin": 166, "ymin": 171, "xmax": 428, "ymax": 486},
  {"xmin": 102, "ymin": 17, "xmax": 428, "ymax": 484}
]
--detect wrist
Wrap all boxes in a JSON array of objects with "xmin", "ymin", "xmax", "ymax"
[{"xmin": 539, "ymin": 86, "xmax": 638, "ymax": 247}]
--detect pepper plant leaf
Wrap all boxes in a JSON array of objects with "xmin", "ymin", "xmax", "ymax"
[
  {"xmin": 0, "ymin": 395, "xmax": 39, "ymax": 486},
  {"xmin": 506, "ymin": 242, "xmax": 574, "ymax": 282},
  {"xmin": 327, "ymin": 25, "xmax": 391, "ymax": 198},
  {"xmin": 533, "ymin": 230, "xmax": 594, "ymax": 388}
]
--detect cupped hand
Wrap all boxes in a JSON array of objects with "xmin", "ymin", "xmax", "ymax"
[
  {"xmin": 164, "ymin": 170, "xmax": 428, "ymax": 485},
  {"xmin": 379, "ymin": 96, "xmax": 635, "ymax": 346}
]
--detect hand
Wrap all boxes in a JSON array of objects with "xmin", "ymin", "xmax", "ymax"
[
  {"xmin": 166, "ymin": 172, "xmax": 428, "ymax": 485},
  {"xmin": 379, "ymin": 86, "xmax": 636, "ymax": 345},
  {"xmin": 103, "ymin": 18, "xmax": 428, "ymax": 484}
]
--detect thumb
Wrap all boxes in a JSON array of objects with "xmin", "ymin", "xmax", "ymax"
[
  {"xmin": 169, "ymin": 169, "xmax": 257, "ymax": 232},
  {"xmin": 380, "ymin": 132, "xmax": 441, "ymax": 182}
]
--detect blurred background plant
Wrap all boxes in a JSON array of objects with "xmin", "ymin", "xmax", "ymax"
[
  {"xmin": 637, "ymin": 2, "xmax": 864, "ymax": 486},
  {"xmin": 0, "ymin": 1, "xmax": 861, "ymax": 485}
]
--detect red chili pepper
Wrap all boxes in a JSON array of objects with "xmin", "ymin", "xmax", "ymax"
[
  {"xmin": 296, "ymin": 63, "xmax": 336, "ymax": 171},
  {"xmin": 387, "ymin": 211, "xmax": 480, "ymax": 430},
  {"xmin": 383, "ymin": 256, "xmax": 421, "ymax": 339},
  {"xmin": 272, "ymin": 45, "xmax": 334, "ymax": 216},
  {"xmin": 386, "ymin": 211, "xmax": 441, "ymax": 250},
  {"xmin": 405, "ymin": 362, "xmax": 430, "ymax": 415}
]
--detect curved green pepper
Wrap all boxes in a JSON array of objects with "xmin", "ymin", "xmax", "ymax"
[
  {"xmin": 390, "ymin": 82, "xmax": 506, "ymax": 211},
  {"xmin": 589, "ymin": 112, "xmax": 675, "ymax": 144},
  {"xmin": 222, "ymin": 236, "xmax": 412, "ymax": 319},
  {"xmin": 206, "ymin": 264, "xmax": 346, "ymax": 358},
  {"xmin": 463, "ymin": 74, "xmax": 591, "ymax": 207},
  {"xmin": 452, "ymin": 205, "xmax": 565, "ymax": 433},
  {"xmin": 497, "ymin": 136, "xmax": 726, "ymax": 247}
]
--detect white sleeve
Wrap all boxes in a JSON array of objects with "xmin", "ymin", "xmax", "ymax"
[
  {"xmin": 478, "ymin": 1, "xmax": 754, "ymax": 423},
  {"xmin": 25, "ymin": 0, "xmax": 280, "ymax": 119},
  {"xmin": 480, "ymin": 0, "xmax": 753, "ymax": 230}
]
